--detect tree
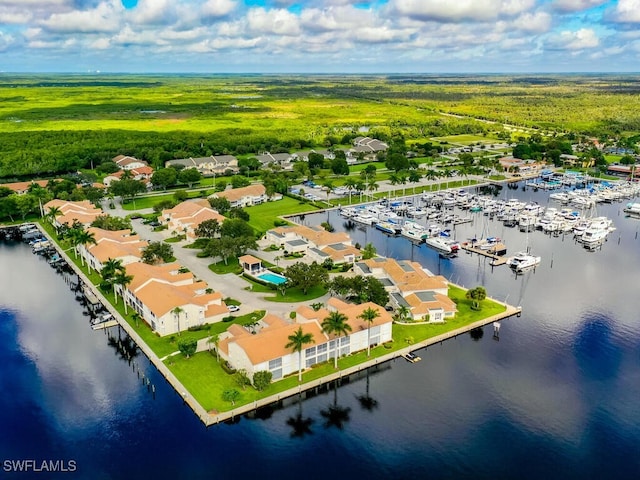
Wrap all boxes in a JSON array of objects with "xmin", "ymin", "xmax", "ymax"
[
  {"xmin": 76, "ymin": 229, "xmax": 97, "ymax": 268},
  {"xmin": 208, "ymin": 196, "xmax": 231, "ymax": 214},
  {"xmin": 222, "ymin": 389, "xmax": 240, "ymax": 406},
  {"xmin": 308, "ymin": 152, "xmax": 325, "ymax": 170},
  {"xmin": 113, "ymin": 270, "xmax": 133, "ymax": 313},
  {"xmin": 331, "ymin": 156, "xmax": 349, "ymax": 175},
  {"xmin": 393, "ymin": 304, "xmax": 411, "ymax": 323},
  {"xmin": 142, "ymin": 241, "xmax": 174, "ymax": 264},
  {"xmin": 151, "ymin": 168, "xmax": 178, "ymax": 191},
  {"xmin": 362, "ymin": 242, "xmax": 377, "ymax": 260},
  {"xmin": 253, "ymin": 371, "xmax": 272, "ymax": 391},
  {"xmin": 90, "ymin": 215, "xmax": 132, "ymax": 231},
  {"xmin": 109, "ymin": 178, "xmax": 146, "ymax": 204},
  {"xmin": 178, "ymin": 338, "xmax": 197, "ymax": 358},
  {"xmin": 321, "ymin": 311, "xmax": 352, "ymax": 369},
  {"xmin": 466, "ymin": 286, "xmax": 487, "ymax": 310},
  {"xmin": 234, "ymin": 369, "xmax": 251, "ymax": 390},
  {"xmin": 195, "ymin": 219, "xmax": 221, "ymax": 238},
  {"xmin": 101, "ymin": 257, "xmax": 124, "ymax": 286},
  {"xmin": 358, "ymin": 306, "xmax": 381, "ymax": 357},
  {"xmin": 228, "ymin": 207, "xmax": 250, "ymax": 221},
  {"xmin": 14, "ymin": 194, "xmax": 39, "ymax": 219},
  {"xmin": 178, "ymin": 168, "xmax": 202, "ymax": 188},
  {"xmin": 171, "ymin": 306, "xmax": 185, "ymax": 335},
  {"xmin": 207, "ymin": 333, "xmax": 220, "ymax": 361},
  {"xmin": 230, "ymin": 175, "xmax": 250, "ymax": 189},
  {"xmin": 45, "ymin": 205, "xmax": 62, "ymax": 226},
  {"xmin": 286, "ymin": 326, "xmax": 315, "ymax": 382},
  {"xmin": 285, "ymin": 261, "xmax": 329, "ymax": 295},
  {"xmin": 220, "ymin": 217, "xmax": 254, "ymax": 239}
]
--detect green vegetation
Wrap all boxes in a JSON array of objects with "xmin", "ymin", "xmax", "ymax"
[
  {"xmin": 3, "ymin": 74, "xmax": 638, "ymax": 180},
  {"xmin": 244, "ymin": 196, "xmax": 320, "ymax": 233}
]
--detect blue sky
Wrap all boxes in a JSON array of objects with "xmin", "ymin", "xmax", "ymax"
[{"xmin": 0, "ymin": 0, "xmax": 638, "ymax": 73}]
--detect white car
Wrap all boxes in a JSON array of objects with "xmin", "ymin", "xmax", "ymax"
[{"xmin": 227, "ymin": 305, "xmax": 240, "ymax": 312}]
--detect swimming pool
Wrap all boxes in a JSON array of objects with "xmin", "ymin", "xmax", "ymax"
[{"xmin": 257, "ymin": 272, "xmax": 288, "ymax": 285}]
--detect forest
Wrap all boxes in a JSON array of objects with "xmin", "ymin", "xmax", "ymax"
[{"xmin": 1, "ymin": 73, "xmax": 639, "ymax": 180}]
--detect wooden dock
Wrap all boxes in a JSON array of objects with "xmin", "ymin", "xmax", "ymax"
[
  {"xmin": 461, "ymin": 242, "xmax": 509, "ymax": 266},
  {"xmin": 92, "ymin": 319, "xmax": 119, "ymax": 330}
]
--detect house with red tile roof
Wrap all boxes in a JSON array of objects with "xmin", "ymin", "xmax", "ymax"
[
  {"xmin": 353, "ymin": 257, "xmax": 456, "ymax": 323},
  {"xmin": 209, "ymin": 184, "xmax": 270, "ymax": 208},
  {"xmin": 43, "ymin": 199, "xmax": 103, "ymax": 228},
  {"xmin": 103, "ymin": 166, "xmax": 154, "ymax": 187},
  {"xmin": 113, "ymin": 155, "xmax": 149, "ymax": 170},
  {"xmin": 161, "ymin": 199, "xmax": 226, "ymax": 239},
  {"xmin": 219, "ymin": 299, "xmax": 392, "ymax": 381},
  {"xmin": 0, "ymin": 180, "xmax": 49, "ymax": 195},
  {"xmin": 121, "ymin": 262, "xmax": 227, "ymax": 336},
  {"xmin": 78, "ymin": 228, "xmax": 148, "ymax": 272},
  {"xmin": 265, "ymin": 224, "xmax": 360, "ymax": 263}
]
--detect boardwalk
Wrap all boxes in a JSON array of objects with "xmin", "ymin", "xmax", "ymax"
[{"xmin": 461, "ymin": 242, "xmax": 509, "ymax": 266}]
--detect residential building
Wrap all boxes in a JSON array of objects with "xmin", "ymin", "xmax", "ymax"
[
  {"xmin": 0, "ymin": 179, "xmax": 49, "ymax": 195},
  {"xmin": 43, "ymin": 199, "xmax": 103, "ymax": 228},
  {"xmin": 122, "ymin": 262, "xmax": 227, "ymax": 336},
  {"xmin": 265, "ymin": 224, "xmax": 359, "ymax": 263},
  {"xmin": 165, "ymin": 155, "xmax": 239, "ymax": 176},
  {"xmin": 353, "ymin": 257, "xmax": 457, "ymax": 322},
  {"xmin": 78, "ymin": 228, "xmax": 148, "ymax": 272},
  {"xmin": 103, "ymin": 166, "xmax": 154, "ymax": 187},
  {"xmin": 219, "ymin": 299, "xmax": 392, "ymax": 381},
  {"xmin": 209, "ymin": 184, "xmax": 272, "ymax": 208},
  {"xmin": 113, "ymin": 155, "xmax": 149, "ymax": 170},
  {"xmin": 161, "ymin": 199, "xmax": 225, "ymax": 239}
]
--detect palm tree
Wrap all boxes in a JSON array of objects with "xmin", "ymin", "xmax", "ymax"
[
  {"xmin": 207, "ymin": 333, "xmax": 220, "ymax": 361},
  {"xmin": 343, "ymin": 177, "xmax": 357, "ymax": 204},
  {"xmin": 171, "ymin": 306, "xmax": 185, "ymax": 335},
  {"xmin": 76, "ymin": 230, "xmax": 96, "ymax": 269},
  {"xmin": 393, "ymin": 304, "xmax": 411, "ymax": 323},
  {"xmin": 101, "ymin": 257, "xmax": 124, "ymax": 285},
  {"xmin": 131, "ymin": 311, "xmax": 141, "ymax": 328},
  {"xmin": 366, "ymin": 179, "xmax": 379, "ymax": 201},
  {"xmin": 113, "ymin": 271, "xmax": 133, "ymax": 313},
  {"xmin": 358, "ymin": 306, "xmax": 380, "ymax": 357},
  {"xmin": 285, "ymin": 326, "xmax": 315, "ymax": 382},
  {"xmin": 321, "ymin": 311, "xmax": 352, "ymax": 369},
  {"xmin": 45, "ymin": 205, "xmax": 61, "ymax": 227}
]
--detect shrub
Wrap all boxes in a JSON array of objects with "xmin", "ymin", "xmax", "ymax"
[
  {"xmin": 273, "ymin": 219, "xmax": 288, "ymax": 227},
  {"xmin": 253, "ymin": 371, "xmax": 272, "ymax": 391},
  {"xmin": 221, "ymin": 361, "xmax": 237, "ymax": 375}
]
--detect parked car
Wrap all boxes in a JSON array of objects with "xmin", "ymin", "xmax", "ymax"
[{"xmin": 227, "ymin": 305, "xmax": 240, "ymax": 312}]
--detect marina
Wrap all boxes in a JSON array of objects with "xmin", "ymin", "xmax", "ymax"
[{"xmin": 1, "ymin": 177, "xmax": 639, "ymax": 479}]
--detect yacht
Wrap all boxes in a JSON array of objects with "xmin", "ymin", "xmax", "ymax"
[
  {"xmin": 424, "ymin": 236, "xmax": 453, "ymax": 255},
  {"xmin": 623, "ymin": 202, "xmax": 640, "ymax": 217},
  {"xmin": 401, "ymin": 222, "xmax": 428, "ymax": 242},
  {"xmin": 507, "ymin": 251, "xmax": 541, "ymax": 272},
  {"xmin": 352, "ymin": 213, "xmax": 376, "ymax": 226},
  {"xmin": 375, "ymin": 221, "xmax": 401, "ymax": 235}
]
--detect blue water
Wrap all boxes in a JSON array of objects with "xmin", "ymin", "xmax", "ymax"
[
  {"xmin": 2, "ymin": 184, "xmax": 640, "ymax": 479},
  {"xmin": 257, "ymin": 272, "xmax": 288, "ymax": 285}
]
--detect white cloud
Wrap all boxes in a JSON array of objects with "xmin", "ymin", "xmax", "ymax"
[
  {"xmin": 512, "ymin": 11, "xmax": 552, "ymax": 33},
  {"xmin": 548, "ymin": 28, "xmax": 600, "ymax": 50},
  {"xmin": 246, "ymin": 7, "xmax": 300, "ymax": 36},
  {"xmin": 128, "ymin": 0, "xmax": 173, "ymax": 25},
  {"xmin": 201, "ymin": 0, "xmax": 236, "ymax": 18},
  {"xmin": 551, "ymin": 0, "xmax": 608, "ymax": 13},
  {"xmin": 611, "ymin": 0, "xmax": 640, "ymax": 23},
  {"xmin": 40, "ymin": 0, "xmax": 122, "ymax": 33},
  {"xmin": 389, "ymin": 0, "xmax": 536, "ymax": 23}
]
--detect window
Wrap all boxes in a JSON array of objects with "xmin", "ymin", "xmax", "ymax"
[{"xmin": 268, "ymin": 358, "xmax": 282, "ymax": 370}]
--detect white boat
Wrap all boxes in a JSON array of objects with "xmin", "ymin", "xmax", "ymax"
[
  {"xmin": 352, "ymin": 213, "xmax": 376, "ymax": 226},
  {"xmin": 507, "ymin": 251, "xmax": 541, "ymax": 271},
  {"xmin": 623, "ymin": 202, "xmax": 640, "ymax": 217},
  {"xmin": 375, "ymin": 221, "xmax": 401, "ymax": 235},
  {"xmin": 401, "ymin": 222, "xmax": 428, "ymax": 242},
  {"xmin": 424, "ymin": 236, "xmax": 453, "ymax": 255}
]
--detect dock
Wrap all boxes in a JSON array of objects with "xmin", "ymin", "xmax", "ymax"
[
  {"xmin": 92, "ymin": 319, "xmax": 119, "ymax": 330},
  {"xmin": 461, "ymin": 242, "xmax": 508, "ymax": 265}
]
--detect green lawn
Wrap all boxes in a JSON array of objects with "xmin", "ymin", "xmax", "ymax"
[
  {"xmin": 166, "ymin": 285, "xmax": 508, "ymax": 413},
  {"xmin": 430, "ymin": 134, "xmax": 495, "ymax": 145},
  {"xmin": 121, "ymin": 190, "xmax": 206, "ymax": 211},
  {"xmin": 243, "ymin": 276, "xmax": 328, "ymax": 303},
  {"xmin": 244, "ymin": 197, "xmax": 320, "ymax": 233},
  {"xmin": 208, "ymin": 258, "xmax": 243, "ymax": 275}
]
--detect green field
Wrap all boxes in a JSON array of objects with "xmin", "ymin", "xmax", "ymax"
[
  {"xmin": 244, "ymin": 196, "xmax": 320, "ymax": 233},
  {"xmin": 429, "ymin": 134, "xmax": 496, "ymax": 145},
  {"xmin": 2, "ymin": 74, "xmax": 639, "ymax": 179}
]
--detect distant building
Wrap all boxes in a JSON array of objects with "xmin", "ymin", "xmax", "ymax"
[
  {"xmin": 0, "ymin": 180, "xmax": 49, "ymax": 195},
  {"xmin": 209, "ymin": 184, "xmax": 273, "ymax": 208},
  {"xmin": 165, "ymin": 155, "xmax": 239, "ymax": 176},
  {"xmin": 113, "ymin": 155, "xmax": 149, "ymax": 171},
  {"xmin": 103, "ymin": 166, "xmax": 154, "ymax": 187},
  {"xmin": 266, "ymin": 224, "xmax": 360, "ymax": 263}
]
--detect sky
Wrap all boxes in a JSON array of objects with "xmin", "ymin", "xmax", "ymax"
[{"xmin": 0, "ymin": 0, "xmax": 639, "ymax": 73}]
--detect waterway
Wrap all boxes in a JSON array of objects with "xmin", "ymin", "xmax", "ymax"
[{"xmin": 2, "ymin": 183, "xmax": 640, "ymax": 479}]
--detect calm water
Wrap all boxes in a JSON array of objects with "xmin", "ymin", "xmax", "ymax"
[{"xmin": 2, "ymin": 184, "xmax": 640, "ymax": 479}]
